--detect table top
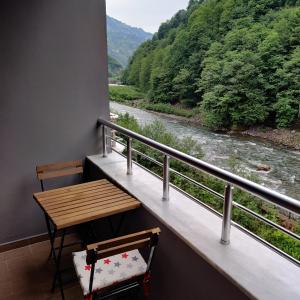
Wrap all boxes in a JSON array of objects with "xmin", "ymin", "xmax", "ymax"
[{"xmin": 33, "ymin": 179, "xmax": 141, "ymax": 229}]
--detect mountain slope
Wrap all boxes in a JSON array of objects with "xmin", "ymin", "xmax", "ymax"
[
  {"xmin": 123, "ymin": 0, "xmax": 300, "ymax": 129},
  {"xmin": 108, "ymin": 55, "xmax": 123, "ymax": 79},
  {"xmin": 107, "ymin": 16, "xmax": 152, "ymax": 67}
]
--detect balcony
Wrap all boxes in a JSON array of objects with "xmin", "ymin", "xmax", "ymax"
[
  {"xmin": 1, "ymin": 119, "xmax": 299, "ymax": 300},
  {"xmin": 87, "ymin": 119, "xmax": 300, "ymax": 299},
  {"xmin": 0, "ymin": 1, "xmax": 299, "ymax": 299}
]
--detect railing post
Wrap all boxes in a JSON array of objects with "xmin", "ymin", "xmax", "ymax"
[
  {"xmin": 102, "ymin": 124, "xmax": 107, "ymax": 157},
  {"xmin": 221, "ymin": 184, "xmax": 233, "ymax": 245},
  {"xmin": 162, "ymin": 155, "xmax": 170, "ymax": 201},
  {"xmin": 127, "ymin": 137, "xmax": 132, "ymax": 175}
]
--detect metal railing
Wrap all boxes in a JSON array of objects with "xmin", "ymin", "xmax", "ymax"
[{"xmin": 98, "ymin": 118, "xmax": 300, "ymax": 264}]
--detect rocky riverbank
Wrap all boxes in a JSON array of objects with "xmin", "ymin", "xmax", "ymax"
[
  {"xmin": 139, "ymin": 105, "xmax": 300, "ymax": 151},
  {"xmin": 241, "ymin": 128, "xmax": 300, "ymax": 151},
  {"xmin": 111, "ymin": 100, "xmax": 300, "ymax": 151}
]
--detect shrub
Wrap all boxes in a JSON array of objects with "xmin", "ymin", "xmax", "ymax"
[
  {"xmin": 273, "ymin": 95, "xmax": 299, "ymax": 128},
  {"xmin": 109, "ymin": 85, "xmax": 143, "ymax": 102},
  {"xmin": 180, "ymin": 98, "xmax": 197, "ymax": 108},
  {"xmin": 139, "ymin": 102, "xmax": 195, "ymax": 118}
]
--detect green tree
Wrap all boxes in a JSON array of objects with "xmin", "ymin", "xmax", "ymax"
[
  {"xmin": 139, "ymin": 53, "xmax": 154, "ymax": 92},
  {"xmin": 274, "ymin": 47, "xmax": 300, "ymax": 127},
  {"xmin": 172, "ymin": 68, "xmax": 192, "ymax": 100}
]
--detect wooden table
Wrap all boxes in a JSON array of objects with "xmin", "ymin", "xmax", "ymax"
[
  {"xmin": 33, "ymin": 179, "xmax": 141, "ymax": 299},
  {"xmin": 33, "ymin": 179, "xmax": 141, "ymax": 230}
]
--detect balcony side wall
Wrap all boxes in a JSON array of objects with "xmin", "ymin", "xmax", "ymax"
[{"xmin": 0, "ymin": 0, "xmax": 109, "ymax": 243}]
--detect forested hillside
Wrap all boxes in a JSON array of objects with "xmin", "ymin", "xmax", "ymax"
[
  {"xmin": 108, "ymin": 56, "xmax": 123, "ymax": 79},
  {"xmin": 123, "ymin": 0, "xmax": 300, "ymax": 130},
  {"xmin": 107, "ymin": 16, "xmax": 153, "ymax": 67}
]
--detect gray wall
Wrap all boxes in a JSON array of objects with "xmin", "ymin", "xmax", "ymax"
[{"xmin": 0, "ymin": 0, "xmax": 109, "ymax": 244}]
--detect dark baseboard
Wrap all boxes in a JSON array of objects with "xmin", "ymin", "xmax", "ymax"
[
  {"xmin": 0, "ymin": 232, "xmax": 49, "ymax": 253},
  {"xmin": 0, "ymin": 228, "xmax": 78, "ymax": 253}
]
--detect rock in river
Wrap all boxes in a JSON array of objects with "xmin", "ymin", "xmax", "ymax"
[{"xmin": 256, "ymin": 164, "xmax": 272, "ymax": 172}]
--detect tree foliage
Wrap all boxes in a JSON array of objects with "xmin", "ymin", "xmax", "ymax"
[
  {"xmin": 123, "ymin": 0, "xmax": 300, "ymax": 129},
  {"xmin": 108, "ymin": 56, "xmax": 123, "ymax": 79}
]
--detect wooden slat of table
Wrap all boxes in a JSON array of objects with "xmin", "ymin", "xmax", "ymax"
[
  {"xmin": 35, "ymin": 180, "xmax": 110, "ymax": 199},
  {"xmin": 55, "ymin": 202, "xmax": 140, "ymax": 229},
  {"xmin": 40, "ymin": 186, "xmax": 121, "ymax": 205},
  {"xmin": 33, "ymin": 179, "xmax": 140, "ymax": 229},
  {"xmin": 48, "ymin": 195, "xmax": 133, "ymax": 216},
  {"xmin": 53, "ymin": 198, "xmax": 137, "ymax": 221},
  {"xmin": 38, "ymin": 184, "xmax": 113, "ymax": 201},
  {"xmin": 42, "ymin": 189, "xmax": 125, "ymax": 210}
]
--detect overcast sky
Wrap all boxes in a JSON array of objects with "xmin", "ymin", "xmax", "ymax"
[{"xmin": 106, "ymin": 0, "xmax": 190, "ymax": 33}]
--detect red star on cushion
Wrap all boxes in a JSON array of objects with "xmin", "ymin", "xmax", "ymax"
[
  {"xmin": 122, "ymin": 253, "xmax": 128, "ymax": 259},
  {"xmin": 85, "ymin": 265, "xmax": 91, "ymax": 271},
  {"xmin": 104, "ymin": 258, "xmax": 111, "ymax": 265}
]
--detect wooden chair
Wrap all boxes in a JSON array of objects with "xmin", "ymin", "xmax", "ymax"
[
  {"xmin": 73, "ymin": 227, "xmax": 161, "ymax": 300},
  {"xmin": 36, "ymin": 159, "xmax": 84, "ymax": 254},
  {"xmin": 36, "ymin": 160, "xmax": 84, "ymax": 298},
  {"xmin": 36, "ymin": 160, "xmax": 83, "ymax": 192}
]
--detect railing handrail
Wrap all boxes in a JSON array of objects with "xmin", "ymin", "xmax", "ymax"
[{"xmin": 98, "ymin": 117, "xmax": 300, "ymax": 215}]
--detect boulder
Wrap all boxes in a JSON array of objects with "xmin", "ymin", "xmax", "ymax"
[{"xmin": 256, "ymin": 164, "xmax": 271, "ymax": 172}]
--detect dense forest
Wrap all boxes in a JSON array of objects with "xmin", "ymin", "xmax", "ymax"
[
  {"xmin": 108, "ymin": 56, "xmax": 123, "ymax": 78},
  {"xmin": 123, "ymin": 0, "xmax": 300, "ymax": 130}
]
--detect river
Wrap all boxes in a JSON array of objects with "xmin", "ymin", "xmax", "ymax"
[{"xmin": 110, "ymin": 102, "xmax": 300, "ymax": 200}]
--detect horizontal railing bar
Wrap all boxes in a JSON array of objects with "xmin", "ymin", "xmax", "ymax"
[
  {"xmin": 132, "ymin": 148, "xmax": 163, "ymax": 167},
  {"xmin": 108, "ymin": 136, "xmax": 126, "ymax": 147},
  {"xmin": 110, "ymin": 147, "xmax": 299, "ymax": 264},
  {"xmin": 130, "ymin": 147, "xmax": 223, "ymax": 200},
  {"xmin": 233, "ymin": 201, "xmax": 300, "ymax": 241},
  {"xmin": 131, "ymin": 145, "xmax": 298, "ymax": 240},
  {"xmin": 116, "ymin": 148, "xmax": 224, "ymax": 218},
  {"xmin": 171, "ymin": 184, "xmax": 223, "ymax": 218},
  {"xmin": 111, "ymin": 147, "xmax": 126, "ymax": 158},
  {"xmin": 98, "ymin": 118, "xmax": 300, "ymax": 215},
  {"xmin": 113, "ymin": 142, "xmax": 299, "ymax": 240},
  {"xmin": 170, "ymin": 168, "xmax": 224, "ymax": 200}
]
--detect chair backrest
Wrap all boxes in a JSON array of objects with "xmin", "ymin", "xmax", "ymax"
[
  {"xmin": 36, "ymin": 160, "xmax": 83, "ymax": 191},
  {"xmin": 86, "ymin": 227, "xmax": 161, "ymax": 262},
  {"xmin": 85, "ymin": 227, "xmax": 161, "ymax": 295}
]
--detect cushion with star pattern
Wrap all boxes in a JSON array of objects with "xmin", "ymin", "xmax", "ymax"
[{"xmin": 73, "ymin": 249, "xmax": 147, "ymax": 295}]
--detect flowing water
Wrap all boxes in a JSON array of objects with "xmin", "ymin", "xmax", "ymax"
[{"xmin": 110, "ymin": 102, "xmax": 300, "ymax": 200}]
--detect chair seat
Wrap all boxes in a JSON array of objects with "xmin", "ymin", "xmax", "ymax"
[{"xmin": 73, "ymin": 249, "xmax": 147, "ymax": 295}]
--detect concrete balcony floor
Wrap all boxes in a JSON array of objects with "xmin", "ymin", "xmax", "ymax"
[
  {"xmin": 0, "ymin": 234, "xmax": 83, "ymax": 299},
  {"xmin": 0, "ymin": 233, "xmax": 148, "ymax": 300}
]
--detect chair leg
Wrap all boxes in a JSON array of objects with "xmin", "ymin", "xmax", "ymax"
[
  {"xmin": 143, "ymin": 272, "xmax": 151, "ymax": 297},
  {"xmin": 51, "ymin": 228, "xmax": 66, "ymax": 300}
]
